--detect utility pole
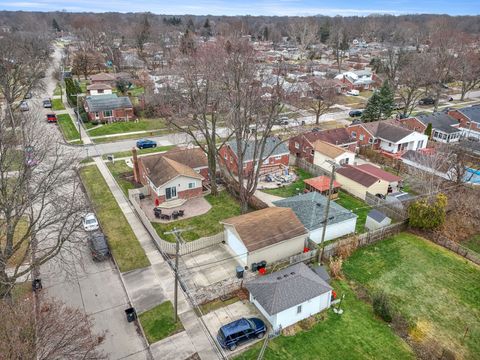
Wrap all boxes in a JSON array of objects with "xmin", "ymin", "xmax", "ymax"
[{"xmin": 318, "ymin": 160, "xmax": 340, "ymax": 264}]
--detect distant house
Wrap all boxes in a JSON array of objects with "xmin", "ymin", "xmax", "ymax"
[
  {"xmin": 134, "ymin": 148, "xmax": 207, "ymax": 205},
  {"xmin": 304, "ymin": 175, "xmax": 341, "ymax": 199},
  {"xmin": 400, "ymin": 113, "xmax": 462, "ymax": 143},
  {"xmin": 312, "ymin": 140, "xmax": 356, "ymax": 172},
  {"xmin": 87, "ymin": 83, "xmax": 112, "ymax": 96},
  {"xmin": 89, "ymin": 72, "xmax": 116, "ymax": 86},
  {"xmin": 448, "ymin": 106, "xmax": 480, "ymax": 140},
  {"xmin": 219, "ymin": 137, "xmax": 289, "ymax": 176},
  {"xmin": 246, "ymin": 262, "xmax": 332, "ymax": 331},
  {"xmin": 334, "ymin": 70, "xmax": 378, "ymax": 91},
  {"xmin": 354, "ymin": 164, "xmax": 402, "ymax": 192},
  {"xmin": 273, "ymin": 192, "xmax": 357, "ymax": 243},
  {"xmin": 84, "ymin": 94, "xmax": 134, "ymax": 123},
  {"xmin": 221, "ymin": 207, "xmax": 308, "ymax": 268},
  {"xmin": 365, "ymin": 209, "xmax": 391, "ymax": 231},
  {"xmin": 289, "ymin": 128, "xmax": 357, "ymax": 164},
  {"xmin": 336, "ymin": 165, "xmax": 389, "ymax": 200}
]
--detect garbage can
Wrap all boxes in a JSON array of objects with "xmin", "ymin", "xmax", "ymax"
[
  {"xmin": 32, "ymin": 278, "xmax": 42, "ymax": 292},
  {"xmin": 236, "ymin": 266, "xmax": 244, "ymax": 279},
  {"xmin": 251, "ymin": 263, "xmax": 258, "ymax": 272},
  {"xmin": 125, "ymin": 307, "xmax": 137, "ymax": 322},
  {"xmin": 258, "ymin": 260, "xmax": 267, "ymax": 269}
]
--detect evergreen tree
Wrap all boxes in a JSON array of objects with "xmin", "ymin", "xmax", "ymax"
[
  {"xmin": 52, "ymin": 18, "xmax": 61, "ymax": 32},
  {"xmin": 425, "ymin": 123, "xmax": 433, "ymax": 138},
  {"xmin": 202, "ymin": 18, "xmax": 212, "ymax": 38},
  {"xmin": 361, "ymin": 91, "xmax": 382, "ymax": 122},
  {"xmin": 378, "ymin": 80, "xmax": 395, "ymax": 119}
]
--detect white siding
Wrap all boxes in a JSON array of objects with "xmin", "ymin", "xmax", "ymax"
[
  {"xmin": 309, "ymin": 217, "xmax": 357, "ymax": 244},
  {"xmin": 225, "ymin": 228, "xmax": 248, "ymax": 266},
  {"xmin": 249, "ymin": 293, "xmax": 277, "ymax": 329},
  {"xmin": 156, "ymin": 175, "xmax": 202, "ymax": 197},
  {"xmin": 378, "ymin": 132, "xmax": 428, "ymax": 154},
  {"xmin": 313, "ymin": 151, "xmax": 355, "ymax": 172}
]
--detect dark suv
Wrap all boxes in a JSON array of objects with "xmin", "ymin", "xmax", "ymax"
[
  {"xmin": 88, "ymin": 232, "xmax": 110, "ymax": 261},
  {"xmin": 217, "ymin": 317, "xmax": 266, "ymax": 351},
  {"xmin": 419, "ymin": 97, "xmax": 434, "ymax": 105}
]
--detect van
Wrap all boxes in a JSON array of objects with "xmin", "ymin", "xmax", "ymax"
[
  {"xmin": 217, "ymin": 317, "xmax": 266, "ymax": 351},
  {"xmin": 346, "ymin": 89, "xmax": 359, "ymax": 96}
]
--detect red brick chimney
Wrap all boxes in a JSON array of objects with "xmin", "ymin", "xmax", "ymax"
[{"xmin": 132, "ymin": 147, "xmax": 140, "ymax": 183}]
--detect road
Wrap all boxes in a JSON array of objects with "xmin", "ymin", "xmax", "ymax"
[{"xmin": 37, "ymin": 47, "xmax": 150, "ymax": 360}]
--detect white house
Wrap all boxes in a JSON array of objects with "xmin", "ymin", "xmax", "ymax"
[
  {"xmin": 221, "ymin": 207, "xmax": 308, "ymax": 268},
  {"xmin": 273, "ymin": 192, "xmax": 357, "ymax": 243},
  {"xmin": 375, "ymin": 122, "xmax": 428, "ymax": 154},
  {"xmin": 86, "ymin": 83, "xmax": 113, "ymax": 96},
  {"xmin": 246, "ymin": 262, "xmax": 332, "ymax": 331},
  {"xmin": 313, "ymin": 140, "xmax": 356, "ymax": 172}
]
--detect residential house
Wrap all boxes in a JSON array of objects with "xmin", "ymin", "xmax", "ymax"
[
  {"xmin": 219, "ymin": 137, "xmax": 289, "ymax": 176},
  {"xmin": 313, "ymin": 140, "xmax": 356, "ymax": 173},
  {"xmin": 87, "ymin": 83, "xmax": 113, "ymax": 96},
  {"xmin": 347, "ymin": 121, "xmax": 428, "ymax": 155},
  {"xmin": 448, "ymin": 106, "xmax": 480, "ymax": 140},
  {"xmin": 134, "ymin": 148, "xmax": 208, "ymax": 205},
  {"xmin": 354, "ymin": 164, "xmax": 402, "ymax": 192},
  {"xmin": 400, "ymin": 113, "xmax": 462, "ymax": 143},
  {"xmin": 89, "ymin": 72, "xmax": 116, "ymax": 86},
  {"xmin": 365, "ymin": 209, "xmax": 391, "ymax": 231},
  {"xmin": 335, "ymin": 165, "xmax": 389, "ymax": 200},
  {"xmin": 304, "ymin": 175, "xmax": 341, "ymax": 199},
  {"xmin": 84, "ymin": 94, "xmax": 134, "ymax": 123},
  {"xmin": 221, "ymin": 207, "xmax": 308, "ymax": 269},
  {"xmin": 273, "ymin": 192, "xmax": 357, "ymax": 243},
  {"xmin": 289, "ymin": 128, "xmax": 357, "ymax": 163},
  {"xmin": 246, "ymin": 263, "xmax": 332, "ymax": 331},
  {"xmin": 334, "ymin": 70, "xmax": 378, "ymax": 92}
]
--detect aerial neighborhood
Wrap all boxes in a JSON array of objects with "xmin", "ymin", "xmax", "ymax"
[{"xmin": 0, "ymin": 6, "xmax": 479, "ymax": 360}]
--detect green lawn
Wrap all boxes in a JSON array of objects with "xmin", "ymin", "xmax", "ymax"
[
  {"xmin": 51, "ymin": 98, "xmax": 65, "ymax": 111},
  {"xmin": 463, "ymin": 234, "xmax": 480, "ymax": 254},
  {"xmin": 262, "ymin": 168, "xmax": 313, "ymax": 198},
  {"xmin": 53, "ymin": 84, "xmax": 62, "ymax": 96},
  {"xmin": 102, "ymin": 145, "xmax": 175, "ymax": 160},
  {"xmin": 335, "ymin": 190, "xmax": 371, "ymax": 233},
  {"xmin": 106, "ymin": 161, "xmax": 139, "ymax": 196},
  {"xmin": 236, "ymin": 280, "xmax": 413, "ymax": 360},
  {"xmin": 88, "ymin": 118, "xmax": 166, "ymax": 137},
  {"xmin": 152, "ymin": 191, "xmax": 242, "ymax": 242},
  {"xmin": 128, "ymin": 86, "xmax": 145, "ymax": 97},
  {"xmin": 138, "ymin": 301, "xmax": 184, "ymax": 344},
  {"xmin": 57, "ymin": 114, "xmax": 80, "ymax": 141},
  {"xmin": 80, "ymin": 165, "xmax": 150, "ymax": 272},
  {"xmin": 343, "ymin": 233, "xmax": 480, "ymax": 359}
]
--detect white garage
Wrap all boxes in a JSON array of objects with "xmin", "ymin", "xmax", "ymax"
[{"xmin": 273, "ymin": 192, "xmax": 357, "ymax": 244}]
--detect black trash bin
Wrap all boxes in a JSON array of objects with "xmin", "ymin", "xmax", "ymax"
[
  {"xmin": 32, "ymin": 278, "xmax": 42, "ymax": 292},
  {"xmin": 125, "ymin": 307, "xmax": 137, "ymax": 322},
  {"xmin": 251, "ymin": 263, "xmax": 258, "ymax": 272},
  {"xmin": 236, "ymin": 266, "xmax": 244, "ymax": 279},
  {"xmin": 258, "ymin": 260, "xmax": 267, "ymax": 270}
]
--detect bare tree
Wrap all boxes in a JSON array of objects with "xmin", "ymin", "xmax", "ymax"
[
  {"xmin": 72, "ymin": 50, "xmax": 105, "ymax": 80},
  {"xmin": 0, "ymin": 110, "xmax": 87, "ymax": 298},
  {"xmin": 0, "ymin": 32, "xmax": 50, "ymax": 107},
  {"xmin": 375, "ymin": 47, "xmax": 409, "ymax": 88},
  {"xmin": 453, "ymin": 44, "xmax": 480, "ymax": 101},
  {"xmin": 329, "ymin": 21, "xmax": 350, "ymax": 73},
  {"xmin": 300, "ymin": 78, "xmax": 338, "ymax": 124},
  {"xmin": 288, "ymin": 18, "xmax": 319, "ymax": 60},
  {"xmin": 0, "ymin": 295, "xmax": 106, "ymax": 359}
]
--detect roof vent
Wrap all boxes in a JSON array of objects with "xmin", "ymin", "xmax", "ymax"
[
  {"xmin": 283, "ymin": 274, "xmax": 288, "ymax": 278},
  {"xmin": 316, "ymin": 203, "xmax": 322, "ymax": 207},
  {"xmin": 277, "ymin": 276, "xmax": 282, "ymax": 280},
  {"xmin": 290, "ymin": 272, "xmax": 295, "ymax": 275}
]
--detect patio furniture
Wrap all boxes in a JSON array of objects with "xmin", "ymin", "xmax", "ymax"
[
  {"xmin": 178, "ymin": 210, "xmax": 185, "ymax": 217},
  {"xmin": 160, "ymin": 214, "xmax": 171, "ymax": 221},
  {"xmin": 153, "ymin": 208, "xmax": 162, "ymax": 218},
  {"xmin": 172, "ymin": 212, "xmax": 179, "ymax": 220}
]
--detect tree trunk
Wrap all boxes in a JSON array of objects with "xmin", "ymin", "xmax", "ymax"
[
  {"xmin": 0, "ymin": 269, "xmax": 12, "ymax": 299},
  {"xmin": 207, "ymin": 151, "xmax": 218, "ymax": 196}
]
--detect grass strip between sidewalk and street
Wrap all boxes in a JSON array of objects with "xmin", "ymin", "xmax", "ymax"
[
  {"xmin": 57, "ymin": 114, "xmax": 81, "ymax": 142},
  {"xmin": 102, "ymin": 145, "xmax": 176, "ymax": 160},
  {"xmin": 79, "ymin": 165, "xmax": 150, "ymax": 272},
  {"xmin": 87, "ymin": 118, "xmax": 167, "ymax": 137},
  {"xmin": 138, "ymin": 301, "xmax": 184, "ymax": 344},
  {"xmin": 51, "ymin": 98, "xmax": 66, "ymax": 110}
]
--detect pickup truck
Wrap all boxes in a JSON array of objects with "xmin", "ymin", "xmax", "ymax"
[{"xmin": 46, "ymin": 113, "xmax": 57, "ymax": 123}]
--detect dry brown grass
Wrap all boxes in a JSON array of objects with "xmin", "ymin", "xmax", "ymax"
[{"xmin": 329, "ymin": 256, "xmax": 344, "ymax": 279}]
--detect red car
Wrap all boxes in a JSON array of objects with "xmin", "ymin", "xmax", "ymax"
[{"xmin": 46, "ymin": 113, "xmax": 57, "ymax": 123}]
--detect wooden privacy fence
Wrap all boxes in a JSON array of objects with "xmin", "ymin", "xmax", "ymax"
[
  {"xmin": 128, "ymin": 189, "xmax": 224, "ymax": 255},
  {"xmin": 294, "ymin": 157, "xmax": 331, "ymax": 177}
]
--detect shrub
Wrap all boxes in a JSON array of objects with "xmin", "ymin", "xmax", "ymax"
[
  {"xmin": 408, "ymin": 193, "xmax": 447, "ymax": 230},
  {"xmin": 336, "ymin": 239, "xmax": 358, "ymax": 259},
  {"xmin": 372, "ymin": 291, "xmax": 393, "ymax": 322},
  {"xmin": 329, "ymin": 256, "xmax": 343, "ymax": 279}
]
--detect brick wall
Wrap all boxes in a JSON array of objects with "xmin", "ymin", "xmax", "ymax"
[
  {"xmin": 178, "ymin": 186, "xmax": 203, "ymax": 200},
  {"xmin": 448, "ymin": 110, "xmax": 480, "ymax": 132},
  {"xmin": 87, "ymin": 107, "xmax": 135, "ymax": 123},
  {"xmin": 399, "ymin": 117, "xmax": 427, "ymax": 133},
  {"xmin": 347, "ymin": 124, "xmax": 375, "ymax": 147}
]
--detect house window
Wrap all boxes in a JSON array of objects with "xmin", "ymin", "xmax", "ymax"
[
  {"xmin": 94, "ymin": 112, "xmax": 99, "ymax": 119},
  {"xmin": 351, "ymin": 131, "xmax": 357, "ymax": 138},
  {"xmin": 368, "ymin": 138, "xmax": 373, "ymax": 144},
  {"xmin": 359, "ymin": 134, "xmax": 364, "ymax": 141},
  {"xmin": 311, "ymin": 149, "xmax": 315, "ymax": 155},
  {"xmin": 294, "ymin": 142, "xmax": 300, "ymax": 149},
  {"xmin": 388, "ymin": 142, "xmax": 392, "ymax": 146},
  {"xmin": 103, "ymin": 110, "xmax": 112, "ymax": 117},
  {"xmin": 188, "ymin": 182, "xmax": 196, "ymax": 189},
  {"xmin": 297, "ymin": 305, "xmax": 302, "ymax": 314},
  {"xmin": 275, "ymin": 156, "xmax": 282, "ymax": 160}
]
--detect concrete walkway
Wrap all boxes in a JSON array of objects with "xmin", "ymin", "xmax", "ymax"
[
  {"xmin": 254, "ymin": 190, "xmax": 284, "ymax": 207},
  {"xmin": 93, "ymin": 157, "xmax": 221, "ymax": 360},
  {"xmin": 60, "ymin": 89, "xmax": 93, "ymax": 145}
]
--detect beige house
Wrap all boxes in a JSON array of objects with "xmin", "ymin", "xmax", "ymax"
[
  {"xmin": 336, "ymin": 165, "xmax": 389, "ymax": 200},
  {"xmin": 221, "ymin": 207, "xmax": 308, "ymax": 269},
  {"xmin": 313, "ymin": 140, "xmax": 356, "ymax": 173}
]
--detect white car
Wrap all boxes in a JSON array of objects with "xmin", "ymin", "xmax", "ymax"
[
  {"xmin": 83, "ymin": 213, "xmax": 99, "ymax": 231},
  {"xmin": 346, "ymin": 89, "xmax": 360, "ymax": 96}
]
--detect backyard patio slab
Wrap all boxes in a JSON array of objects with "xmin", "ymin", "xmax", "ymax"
[{"xmin": 140, "ymin": 196, "xmax": 212, "ymax": 223}]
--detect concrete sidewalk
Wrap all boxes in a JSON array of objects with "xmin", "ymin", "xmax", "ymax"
[{"xmin": 93, "ymin": 157, "xmax": 222, "ymax": 360}]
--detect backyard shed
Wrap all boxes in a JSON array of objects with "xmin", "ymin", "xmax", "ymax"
[
  {"xmin": 246, "ymin": 263, "xmax": 332, "ymax": 331},
  {"xmin": 365, "ymin": 209, "xmax": 391, "ymax": 231},
  {"xmin": 304, "ymin": 176, "xmax": 341, "ymax": 199}
]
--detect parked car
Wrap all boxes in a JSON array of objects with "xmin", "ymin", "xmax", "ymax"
[
  {"xmin": 274, "ymin": 118, "xmax": 289, "ymax": 126},
  {"xmin": 349, "ymin": 110, "xmax": 363, "ymax": 117},
  {"xmin": 88, "ymin": 232, "xmax": 110, "ymax": 261},
  {"xmin": 419, "ymin": 97, "xmax": 434, "ymax": 105},
  {"xmin": 42, "ymin": 99, "xmax": 52, "ymax": 108},
  {"xmin": 346, "ymin": 89, "xmax": 359, "ymax": 96},
  {"xmin": 217, "ymin": 317, "xmax": 266, "ymax": 351},
  {"xmin": 136, "ymin": 139, "xmax": 157, "ymax": 149},
  {"xmin": 19, "ymin": 101, "xmax": 29, "ymax": 111},
  {"xmin": 83, "ymin": 213, "xmax": 99, "ymax": 232},
  {"xmin": 46, "ymin": 113, "xmax": 57, "ymax": 123}
]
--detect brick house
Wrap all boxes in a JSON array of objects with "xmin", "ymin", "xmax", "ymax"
[
  {"xmin": 219, "ymin": 137, "xmax": 289, "ymax": 176},
  {"xmin": 334, "ymin": 70, "xmax": 379, "ymax": 92},
  {"xmin": 89, "ymin": 72, "xmax": 116, "ymax": 86},
  {"xmin": 405, "ymin": 113, "xmax": 462, "ymax": 143},
  {"xmin": 134, "ymin": 148, "xmax": 208, "ymax": 205},
  {"xmin": 448, "ymin": 106, "xmax": 480, "ymax": 140},
  {"xmin": 84, "ymin": 94, "xmax": 135, "ymax": 123},
  {"xmin": 289, "ymin": 128, "xmax": 357, "ymax": 163}
]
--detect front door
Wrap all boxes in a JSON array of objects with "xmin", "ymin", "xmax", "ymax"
[{"xmin": 165, "ymin": 186, "xmax": 177, "ymax": 200}]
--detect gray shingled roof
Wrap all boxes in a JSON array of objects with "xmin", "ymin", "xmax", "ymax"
[
  {"xmin": 227, "ymin": 137, "xmax": 289, "ymax": 161},
  {"xmin": 246, "ymin": 262, "xmax": 332, "ymax": 315},
  {"xmin": 458, "ymin": 106, "xmax": 480, "ymax": 124},
  {"xmin": 273, "ymin": 192, "xmax": 357, "ymax": 231},
  {"xmin": 85, "ymin": 94, "xmax": 133, "ymax": 112},
  {"xmin": 416, "ymin": 113, "xmax": 461, "ymax": 134},
  {"xmin": 375, "ymin": 122, "xmax": 413, "ymax": 142},
  {"xmin": 367, "ymin": 209, "xmax": 388, "ymax": 223}
]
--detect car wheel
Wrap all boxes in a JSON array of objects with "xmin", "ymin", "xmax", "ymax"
[
  {"xmin": 257, "ymin": 332, "xmax": 265, "ymax": 339},
  {"xmin": 228, "ymin": 344, "xmax": 237, "ymax": 351},
  {"xmin": 153, "ymin": 144, "xmax": 157, "ymax": 148}
]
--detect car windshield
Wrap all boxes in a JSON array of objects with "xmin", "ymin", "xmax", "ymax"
[
  {"xmin": 85, "ymin": 218, "xmax": 97, "ymax": 225},
  {"xmin": 217, "ymin": 329, "xmax": 225, "ymax": 341},
  {"xmin": 246, "ymin": 319, "xmax": 256, "ymax": 329}
]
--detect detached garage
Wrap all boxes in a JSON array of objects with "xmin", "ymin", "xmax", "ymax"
[
  {"xmin": 273, "ymin": 192, "xmax": 357, "ymax": 244},
  {"xmin": 221, "ymin": 207, "xmax": 308, "ymax": 269}
]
